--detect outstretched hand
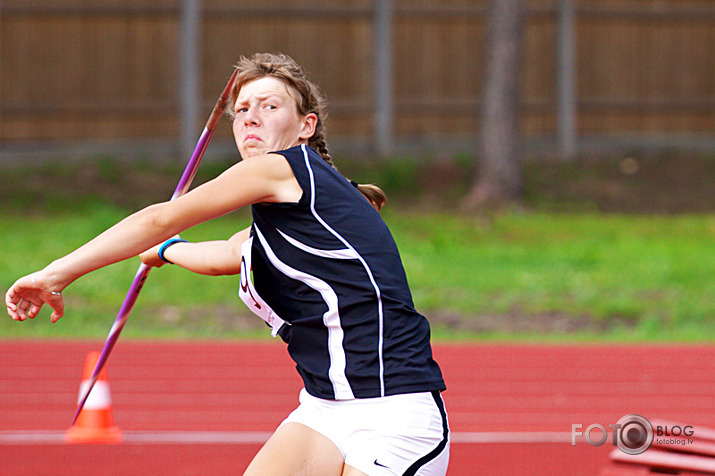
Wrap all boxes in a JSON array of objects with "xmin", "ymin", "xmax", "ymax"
[{"xmin": 5, "ymin": 274, "xmax": 65, "ymax": 323}]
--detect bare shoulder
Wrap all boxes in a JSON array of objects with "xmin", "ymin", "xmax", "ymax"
[
  {"xmin": 226, "ymin": 152, "xmax": 293, "ymax": 177},
  {"xmin": 221, "ymin": 152, "xmax": 301, "ymax": 203}
]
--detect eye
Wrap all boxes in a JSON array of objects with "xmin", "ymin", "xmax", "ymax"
[
  {"xmin": 235, "ymin": 107, "xmax": 248, "ymax": 114},
  {"xmin": 264, "ymin": 104, "xmax": 277, "ymax": 110}
]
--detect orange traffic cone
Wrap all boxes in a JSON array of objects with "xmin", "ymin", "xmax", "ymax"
[{"xmin": 66, "ymin": 351, "xmax": 122, "ymax": 444}]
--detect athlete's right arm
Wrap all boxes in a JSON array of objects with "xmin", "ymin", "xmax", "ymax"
[
  {"xmin": 6, "ymin": 153, "xmax": 296, "ymax": 322},
  {"xmin": 139, "ymin": 227, "xmax": 250, "ymax": 276}
]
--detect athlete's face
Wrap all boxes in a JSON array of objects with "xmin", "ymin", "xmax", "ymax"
[{"xmin": 232, "ymin": 76, "xmax": 317, "ymax": 160}]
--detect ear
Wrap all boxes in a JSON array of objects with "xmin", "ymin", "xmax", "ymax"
[{"xmin": 299, "ymin": 113, "xmax": 318, "ymax": 141}]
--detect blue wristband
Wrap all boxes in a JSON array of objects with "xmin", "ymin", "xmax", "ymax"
[{"xmin": 158, "ymin": 238, "xmax": 188, "ymax": 264}]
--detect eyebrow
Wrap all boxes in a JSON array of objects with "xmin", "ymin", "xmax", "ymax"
[{"xmin": 235, "ymin": 93, "xmax": 284, "ymax": 106}]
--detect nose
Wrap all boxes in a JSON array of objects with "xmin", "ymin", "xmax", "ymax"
[{"xmin": 244, "ymin": 107, "xmax": 260, "ymax": 126}]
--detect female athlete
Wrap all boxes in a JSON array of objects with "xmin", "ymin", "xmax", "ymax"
[{"xmin": 5, "ymin": 53, "xmax": 449, "ymax": 476}]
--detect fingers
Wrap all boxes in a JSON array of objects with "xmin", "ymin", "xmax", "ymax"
[
  {"xmin": 49, "ymin": 297, "xmax": 65, "ymax": 323},
  {"xmin": 139, "ymin": 247, "xmax": 165, "ymax": 268},
  {"xmin": 9, "ymin": 297, "xmax": 41, "ymax": 321},
  {"xmin": 8, "ymin": 297, "xmax": 62, "ymax": 322},
  {"xmin": 27, "ymin": 301, "xmax": 44, "ymax": 320},
  {"xmin": 6, "ymin": 287, "xmax": 25, "ymax": 321},
  {"xmin": 5, "ymin": 289, "xmax": 18, "ymax": 316},
  {"xmin": 16, "ymin": 298, "xmax": 30, "ymax": 320},
  {"xmin": 5, "ymin": 278, "xmax": 64, "ymax": 323},
  {"xmin": 5, "ymin": 276, "xmax": 32, "ymax": 321}
]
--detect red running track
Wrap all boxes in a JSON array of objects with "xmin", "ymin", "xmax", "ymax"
[{"xmin": 0, "ymin": 340, "xmax": 712, "ymax": 475}]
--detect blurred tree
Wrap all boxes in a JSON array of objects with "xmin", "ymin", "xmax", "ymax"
[{"xmin": 463, "ymin": 0, "xmax": 524, "ymax": 209}]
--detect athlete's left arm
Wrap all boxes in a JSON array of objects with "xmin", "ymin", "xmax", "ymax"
[{"xmin": 139, "ymin": 226, "xmax": 251, "ymax": 276}]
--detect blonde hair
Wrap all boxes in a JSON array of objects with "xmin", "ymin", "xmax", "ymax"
[{"xmin": 228, "ymin": 53, "xmax": 386, "ymax": 211}]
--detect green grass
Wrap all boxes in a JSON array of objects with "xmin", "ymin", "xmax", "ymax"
[
  {"xmin": 387, "ymin": 210, "xmax": 715, "ymax": 342},
  {"xmin": 1, "ymin": 201, "xmax": 713, "ymax": 342}
]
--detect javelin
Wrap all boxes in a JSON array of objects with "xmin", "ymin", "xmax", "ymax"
[{"xmin": 72, "ymin": 68, "xmax": 239, "ymax": 424}]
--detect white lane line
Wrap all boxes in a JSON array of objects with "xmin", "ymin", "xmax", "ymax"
[{"xmin": 0, "ymin": 431, "xmax": 573, "ymax": 445}]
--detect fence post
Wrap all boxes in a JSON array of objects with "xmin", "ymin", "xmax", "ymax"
[
  {"xmin": 374, "ymin": 0, "xmax": 394, "ymax": 157},
  {"xmin": 556, "ymin": 0, "xmax": 577, "ymax": 160},
  {"xmin": 179, "ymin": 0, "xmax": 202, "ymax": 161}
]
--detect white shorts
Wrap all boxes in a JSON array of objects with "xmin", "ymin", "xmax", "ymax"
[{"xmin": 280, "ymin": 388, "xmax": 450, "ymax": 476}]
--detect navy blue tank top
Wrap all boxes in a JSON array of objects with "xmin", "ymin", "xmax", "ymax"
[{"xmin": 246, "ymin": 144, "xmax": 445, "ymax": 400}]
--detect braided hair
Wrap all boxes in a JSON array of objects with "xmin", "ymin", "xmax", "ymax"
[{"xmin": 227, "ymin": 53, "xmax": 386, "ymax": 211}]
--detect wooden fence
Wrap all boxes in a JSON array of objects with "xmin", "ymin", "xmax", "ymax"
[{"xmin": 1, "ymin": 0, "xmax": 714, "ymax": 160}]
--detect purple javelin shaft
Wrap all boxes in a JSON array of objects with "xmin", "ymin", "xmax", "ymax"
[{"xmin": 73, "ymin": 70, "xmax": 238, "ymax": 424}]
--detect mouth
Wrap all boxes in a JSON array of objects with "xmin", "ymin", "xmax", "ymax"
[{"xmin": 244, "ymin": 135, "xmax": 262, "ymax": 143}]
